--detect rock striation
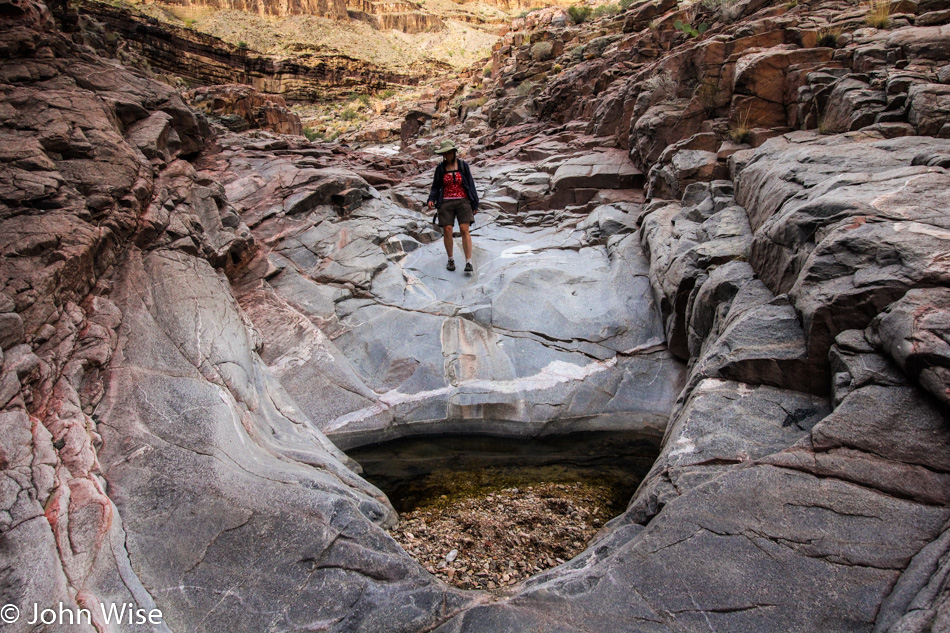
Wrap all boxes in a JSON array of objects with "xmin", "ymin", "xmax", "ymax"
[
  {"xmin": 76, "ymin": 0, "xmax": 426, "ymax": 99},
  {"xmin": 346, "ymin": 0, "xmax": 444, "ymax": 33},
  {"xmin": 162, "ymin": 0, "xmax": 349, "ymax": 19},
  {"xmin": 185, "ymin": 83, "xmax": 303, "ymax": 134}
]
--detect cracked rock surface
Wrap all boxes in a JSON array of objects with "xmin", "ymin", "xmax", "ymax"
[{"xmin": 220, "ymin": 141, "xmax": 685, "ymax": 448}]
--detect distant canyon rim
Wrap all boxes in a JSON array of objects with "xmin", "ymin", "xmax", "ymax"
[{"xmin": 1, "ymin": 0, "xmax": 950, "ymax": 631}]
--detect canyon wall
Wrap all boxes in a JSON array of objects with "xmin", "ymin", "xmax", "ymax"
[
  {"xmin": 158, "ymin": 0, "xmax": 349, "ymax": 18},
  {"xmin": 0, "ymin": 3, "xmax": 469, "ymax": 632},
  {"xmin": 346, "ymin": 0, "xmax": 445, "ymax": 32},
  {"xmin": 77, "ymin": 0, "xmax": 426, "ymax": 98}
]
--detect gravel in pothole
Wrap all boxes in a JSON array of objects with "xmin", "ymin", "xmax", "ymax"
[{"xmin": 390, "ymin": 481, "xmax": 616, "ymax": 591}]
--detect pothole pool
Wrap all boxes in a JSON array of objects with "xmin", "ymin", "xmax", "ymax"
[{"xmin": 347, "ymin": 431, "xmax": 660, "ymax": 591}]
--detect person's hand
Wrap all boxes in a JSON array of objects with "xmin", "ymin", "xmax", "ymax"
[{"xmin": 427, "ymin": 201, "xmax": 435, "ymax": 209}]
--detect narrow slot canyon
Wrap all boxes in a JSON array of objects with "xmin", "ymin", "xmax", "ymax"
[{"xmin": 3, "ymin": 0, "xmax": 950, "ymax": 631}]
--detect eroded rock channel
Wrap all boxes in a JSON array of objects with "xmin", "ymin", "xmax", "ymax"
[{"xmin": 349, "ymin": 432, "xmax": 659, "ymax": 590}]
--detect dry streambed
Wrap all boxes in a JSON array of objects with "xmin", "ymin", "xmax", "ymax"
[{"xmin": 391, "ymin": 480, "xmax": 618, "ymax": 591}]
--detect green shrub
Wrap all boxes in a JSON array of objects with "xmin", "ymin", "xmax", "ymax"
[
  {"xmin": 816, "ymin": 26, "xmax": 842, "ymax": 47},
  {"xmin": 694, "ymin": 77, "xmax": 720, "ymax": 114},
  {"xmin": 728, "ymin": 108, "xmax": 755, "ymax": 143},
  {"xmin": 357, "ymin": 93, "xmax": 371, "ymax": 106},
  {"xmin": 593, "ymin": 3, "xmax": 619, "ymax": 17},
  {"xmin": 184, "ymin": 18, "xmax": 196, "ymax": 28},
  {"xmin": 302, "ymin": 127, "xmax": 323, "ymax": 141},
  {"xmin": 552, "ymin": 63, "xmax": 563, "ymax": 73},
  {"xmin": 531, "ymin": 40, "xmax": 555, "ymax": 61},
  {"xmin": 673, "ymin": 20, "xmax": 708, "ymax": 37},
  {"xmin": 380, "ymin": 89, "xmax": 395, "ymax": 98},
  {"xmin": 567, "ymin": 5, "xmax": 592, "ymax": 23},
  {"xmin": 340, "ymin": 108, "xmax": 357, "ymax": 121},
  {"xmin": 515, "ymin": 80, "xmax": 534, "ymax": 97},
  {"xmin": 483, "ymin": 64, "xmax": 492, "ymax": 77},
  {"xmin": 642, "ymin": 70, "xmax": 678, "ymax": 101},
  {"xmin": 619, "ymin": 0, "xmax": 635, "ymax": 9},
  {"xmin": 237, "ymin": 41, "xmax": 248, "ymax": 49}
]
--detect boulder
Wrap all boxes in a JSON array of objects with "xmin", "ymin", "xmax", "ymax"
[
  {"xmin": 821, "ymin": 76, "xmax": 887, "ymax": 133},
  {"xmin": 907, "ymin": 82, "xmax": 950, "ymax": 136},
  {"xmin": 870, "ymin": 287, "xmax": 950, "ymax": 407},
  {"xmin": 829, "ymin": 329, "xmax": 907, "ymax": 407},
  {"xmin": 630, "ymin": 100, "xmax": 705, "ymax": 171},
  {"xmin": 125, "ymin": 111, "xmax": 181, "ymax": 164},
  {"xmin": 885, "ymin": 23, "xmax": 950, "ymax": 61},
  {"xmin": 733, "ymin": 133, "xmax": 950, "ymax": 366},
  {"xmin": 551, "ymin": 149, "xmax": 644, "ymax": 190}
]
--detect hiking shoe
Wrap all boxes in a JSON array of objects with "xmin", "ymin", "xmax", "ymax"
[
  {"xmin": 446, "ymin": 259, "xmax": 456, "ymax": 271},
  {"xmin": 464, "ymin": 262, "xmax": 474, "ymax": 273}
]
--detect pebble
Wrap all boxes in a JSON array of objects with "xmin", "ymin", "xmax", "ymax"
[{"xmin": 390, "ymin": 481, "xmax": 617, "ymax": 591}]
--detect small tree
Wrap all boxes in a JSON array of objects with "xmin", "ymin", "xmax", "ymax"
[
  {"xmin": 567, "ymin": 5, "xmax": 592, "ymax": 23},
  {"xmin": 593, "ymin": 3, "xmax": 619, "ymax": 18}
]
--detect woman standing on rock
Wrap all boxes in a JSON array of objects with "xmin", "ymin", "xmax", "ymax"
[{"xmin": 427, "ymin": 140, "xmax": 479, "ymax": 273}]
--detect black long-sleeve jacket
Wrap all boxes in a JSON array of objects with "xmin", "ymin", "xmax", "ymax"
[{"xmin": 426, "ymin": 159, "xmax": 479, "ymax": 211}]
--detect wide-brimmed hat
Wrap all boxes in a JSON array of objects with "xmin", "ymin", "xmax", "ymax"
[{"xmin": 434, "ymin": 140, "xmax": 459, "ymax": 154}]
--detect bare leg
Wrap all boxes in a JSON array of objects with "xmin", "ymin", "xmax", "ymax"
[
  {"xmin": 459, "ymin": 223, "xmax": 472, "ymax": 261},
  {"xmin": 442, "ymin": 225, "xmax": 454, "ymax": 258}
]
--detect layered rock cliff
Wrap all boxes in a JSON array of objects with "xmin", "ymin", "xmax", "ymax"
[
  {"xmin": 76, "ymin": 0, "xmax": 427, "ymax": 98},
  {"xmin": 3, "ymin": 0, "xmax": 950, "ymax": 632},
  {"xmin": 346, "ymin": 0, "xmax": 444, "ymax": 33},
  {"xmin": 160, "ymin": 0, "xmax": 349, "ymax": 18}
]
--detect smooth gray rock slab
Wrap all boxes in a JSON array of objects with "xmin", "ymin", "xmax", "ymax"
[
  {"xmin": 434, "ymin": 464, "xmax": 950, "ymax": 633},
  {"xmin": 235, "ymin": 165, "xmax": 684, "ymax": 444},
  {"xmin": 96, "ymin": 247, "xmax": 472, "ymax": 633},
  {"xmin": 650, "ymin": 376, "xmax": 828, "ymax": 480}
]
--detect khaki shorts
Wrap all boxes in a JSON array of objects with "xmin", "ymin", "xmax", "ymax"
[{"xmin": 437, "ymin": 198, "xmax": 475, "ymax": 227}]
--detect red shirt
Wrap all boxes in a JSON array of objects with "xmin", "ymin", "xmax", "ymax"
[{"xmin": 443, "ymin": 170, "xmax": 467, "ymax": 200}]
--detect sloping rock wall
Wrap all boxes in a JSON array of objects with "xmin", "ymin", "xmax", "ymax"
[
  {"xmin": 0, "ymin": 5, "xmax": 472, "ymax": 632},
  {"xmin": 76, "ymin": 0, "xmax": 424, "ymax": 99}
]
